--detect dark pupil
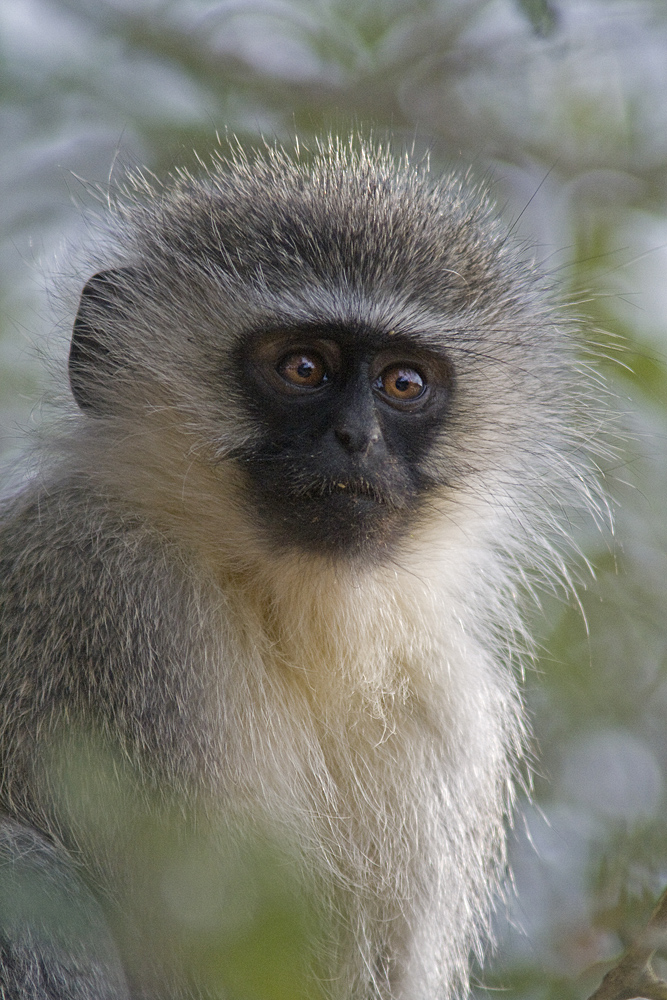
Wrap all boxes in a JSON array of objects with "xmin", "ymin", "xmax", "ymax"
[
  {"xmin": 297, "ymin": 360, "xmax": 314, "ymax": 379},
  {"xmin": 395, "ymin": 374, "xmax": 411, "ymax": 392}
]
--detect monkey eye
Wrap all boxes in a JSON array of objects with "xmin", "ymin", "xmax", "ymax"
[
  {"xmin": 276, "ymin": 352, "xmax": 328, "ymax": 390},
  {"xmin": 374, "ymin": 365, "xmax": 426, "ymax": 404}
]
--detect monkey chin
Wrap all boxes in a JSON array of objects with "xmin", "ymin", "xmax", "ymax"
[{"xmin": 255, "ymin": 478, "xmax": 418, "ymax": 562}]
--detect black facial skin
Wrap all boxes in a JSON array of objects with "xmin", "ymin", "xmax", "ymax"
[{"xmin": 235, "ymin": 324, "xmax": 453, "ymax": 560}]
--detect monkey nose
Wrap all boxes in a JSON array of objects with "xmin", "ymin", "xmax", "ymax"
[{"xmin": 334, "ymin": 420, "xmax": 382, "ymax": 456}]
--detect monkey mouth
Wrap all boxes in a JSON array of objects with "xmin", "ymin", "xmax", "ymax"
[
  {"xmin": 297, "ymin": 477, "xmax": 391, "ymax": 506},
  {"xmin": 246, "ymin": 462, "xmax": 417, "ymax": 557},
  {"xmin": 271, "ymin": 475, "xmax": 412, "ymax": 559}
]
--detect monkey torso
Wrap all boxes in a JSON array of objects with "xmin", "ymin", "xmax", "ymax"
[{"xmin": 0, "ymin": 465, "xmax": 522, "ymax": 999}]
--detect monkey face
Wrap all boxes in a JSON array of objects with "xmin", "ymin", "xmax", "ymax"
[
  {"xmin": 67, "ymin": 147, "xmax": 572, "ymax": 571},
  {"xmin": 234, "ymin": 323, "xmax": 453, "ymax": 559}
]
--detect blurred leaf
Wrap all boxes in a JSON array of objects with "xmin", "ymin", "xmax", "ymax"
[{"xmin": 514, "ymin": 0, "xmax": 559, "ymax": 36}]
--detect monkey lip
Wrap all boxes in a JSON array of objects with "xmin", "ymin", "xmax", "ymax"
[
  {"xmin": 292, "ymin": 479, "xmax": 418, "ymax": 524},
  {"xmin": 297, "ymin": 478, "xmax": 391, "ymax": 506}
]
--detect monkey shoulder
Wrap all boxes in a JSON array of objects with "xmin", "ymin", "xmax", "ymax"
[
  {"xmin": 0, "ymin": 478, "xmax": 222, "ymax": 811},
  {"xmin": 0, "ymin": 478, "xmax": 202, "ymax": 680}
]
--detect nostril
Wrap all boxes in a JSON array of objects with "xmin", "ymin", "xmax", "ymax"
[
  {"xmin": 335, "ymin": 426, "xmax": 362, "ymax": 453},
  {"xmin": 335, "ymin": 427, "xmax": 354, "ymax": 451}
]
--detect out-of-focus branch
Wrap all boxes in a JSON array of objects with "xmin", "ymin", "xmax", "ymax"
[{"xmin": 588, "ymin": 887, "xmax": 667, "ymax": 1000}]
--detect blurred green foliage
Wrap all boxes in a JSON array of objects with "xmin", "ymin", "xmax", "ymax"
[{"xmin": 2, "ymin": 0, "xmax": 667, "ymax": 997}]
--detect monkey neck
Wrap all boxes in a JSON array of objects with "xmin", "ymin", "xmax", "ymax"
[{"xmin": 226, "ymin": 554, "xmax": 440, "ymax": 713}]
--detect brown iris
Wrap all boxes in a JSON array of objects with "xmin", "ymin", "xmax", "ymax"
[
  {"xmin": 377, "ymin": 365, "xmax": 425, "ymax": 401},
  {"xmin": 277, "ymin": 352, "xmax": 327, "ymax": 389}
]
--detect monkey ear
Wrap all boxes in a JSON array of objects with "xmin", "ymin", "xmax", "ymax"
[{"xmin": 69, "ymin": 269, "xmax": 137, "ymax": 412}]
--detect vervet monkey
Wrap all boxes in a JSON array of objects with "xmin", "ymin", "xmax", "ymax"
[{"xmin": 0, "ymin": 138, "xmax": 599, "ymax": 1000}]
